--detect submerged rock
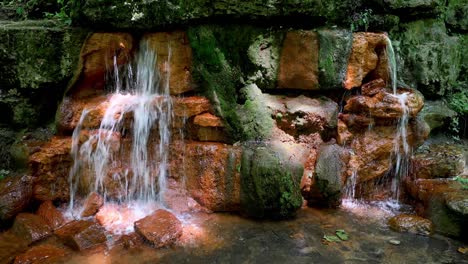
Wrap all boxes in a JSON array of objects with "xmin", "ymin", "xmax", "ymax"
[
  {"xmin": 36, "ymin": 200, "xmax": 65, "ymax": 230},
  {"xmin": 0, "ymin": 175, "xmax": 33, "ymax": 222},
  {"xmin": 14, "ymin": 244, "xmax": 68, "ymax": 264},
  {"xmin": 134, "ymin": 210, "xmax": 183, "ymax": 248},
  {"xmin": 411, "ymin": 143, "xmax": 465, "ymax": 179},
  {"xmin": 55, "ymin": 220, "xmax": 107, "ymax": 251},
  {"xmin": 0, "ymin": 231, "xmax": 29, "ymax": 264},
  {"xmin": 81, "ymin": 192, "xmax": 104, "ymax": 217},
  {"xmin": 388, "ymin": 214, "xmax": 433, "ymax": 236},
  {"xmin": 11, "ymin": 213, "xmax": 52, "ymax": 245}
]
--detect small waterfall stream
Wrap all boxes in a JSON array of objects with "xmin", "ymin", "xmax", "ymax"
[{"xmin": 67, "ymin": 41, "xmax": 173, "ymax": 232}]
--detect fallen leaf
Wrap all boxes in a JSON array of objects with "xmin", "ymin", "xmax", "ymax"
[
  {"xmin": 323, "ymin": 235, "xmax": 341, "ymax": 242},
  {"xmin": 458, "ymin": 247, "xmax": 468, "ymax": 254},
  {"xmin": 336, "ymin": 229, "xmax": 349, "ymax": 241}
]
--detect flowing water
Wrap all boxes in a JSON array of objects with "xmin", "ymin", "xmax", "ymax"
[{"xmin": 67, "ymin": 42, "xmax": 173, "ymax": 232}]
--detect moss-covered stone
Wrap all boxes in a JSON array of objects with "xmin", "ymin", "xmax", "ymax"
[
  {"xmin": 392, "ymin": 19, "xmax": 464, "ymax": 98},
  {"xmin": 0, "ymin": 20, "xmax": 88, "ymax": 128},
  {"xmin": 240, "ymin": 144, "xmax": 303, "ymax": 218},
  {"xmin": 371, "ymin": 0, "xmax": 445, "ymax": 17},
  {"xmin": 238, "ymin": 84, "xmax": 274, "ymax": 140},
  {"xmin": 445, "ymin": 0, "xmax": 468, "ymax": 32},
  {"xmin": 317, "ymin": 29, "xmax": 352, "ymax": 89}
]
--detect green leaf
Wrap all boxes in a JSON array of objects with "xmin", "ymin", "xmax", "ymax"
[
  {"xmin": 335, "ymin": 229, "xmax": 349, "ymax": 241},
  {"xmin": 323, "ymin": 235, "xmax": 341, "ymax": 242}
]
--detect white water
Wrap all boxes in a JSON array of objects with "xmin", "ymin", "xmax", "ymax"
[{"xmin": 68, "ymin": 41, "xmax": 173, "ymax": 232}]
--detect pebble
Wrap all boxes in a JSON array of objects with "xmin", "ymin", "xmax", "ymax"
[{"xmin": 389, "ymin": 239, "xmax": 401, "ymax": 245}]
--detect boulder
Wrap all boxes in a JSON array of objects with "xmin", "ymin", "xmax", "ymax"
[
  {"xmin": 55, "ymin": 220, "xmax": 107, "ymax": 251},
  {"xmin": 11, "ymin": 213, "xmax": 52, "ymax": 245},
  {"xmin": 277, "ymin": 31, "xmax": 319, "ymax": 90},
  {"xmin": 0, "ymin": 175, "xmax": 33, "ymax": 222},
  {"xmin": 143, "ymin": 31, "xmax": 193, "ymax": 95},
  {"xmin": 361, "ymin": 78, "xmax": 386, "ymax": 96},
  {"xmin": 29, "ymin": 137, "xmax": 72, "ymax": 202},
  {"xmin": 134, "ymin": 210, "xmax": 183, "ymax": 248},
  {"xmin": 417, "ymin": 100, "xmax": 458, "ymax": 133},
  {"xmin": 411, "ymin": 144, "xmax": 465, "ymax": 179},
  {"xmin": 170, "ymin": 141, "xmax": 241, "ymax": 211},
  {"xmin": 388, "ymin": 214, "xmax": 433, "ymax": 236},
  {"xmin": 36, "ymin": 200, "xmax": 65, "ymax": 230},
  {"xmin": 81, "ymin": 192, "xmax": 104, "ymax": 217},
  {"xmin": 344, "ymin": 32, "xmax": 388, "ymax": 89},
  {"xmin": 14, "ymin": 244, "xmax": 68, "ymax": 264},
  {"xmin": 240, "ymin": 143, "xmax": 303, "ymax": 218}
]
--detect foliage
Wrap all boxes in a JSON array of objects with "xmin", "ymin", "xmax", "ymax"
[
  {"xmin": 350, "ymin": 8, "xmax": 373, "ymax": 32},
  {"xmin": 454, "ymin": 176, "xmax": 468, "ymax": 190},
  {"xmin": 0, "ymin": 169, "xmax": 10, "ymax": 180},
  {"xmin": 323, "ymin": 229, "xmax": 349, "ymax": 243},
  {"xmin": 43, "ymin": 0, "xmax": 72, "ymax": 25}
]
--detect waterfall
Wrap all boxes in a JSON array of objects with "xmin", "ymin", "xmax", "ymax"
[
  {"xmin": 385, "ymin": 35, "xmax": 397, "ymax": 95},
  {"xmin": 68, "ymin": 41, "xmax": 172, "ymax": 214}
]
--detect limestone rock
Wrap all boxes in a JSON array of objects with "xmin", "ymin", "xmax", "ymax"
[
  {"xmin": 29, "ymin": 137, "xmax": 72, "ymax": 202},
  {"xmin": 81, "ymin": 192, "xmax": 104, "ymax": 217},
  {"xmin": 278, "ymin": 31, "xmax": 319, "ymax": 90},
  {"xmin": 388, "ymin": 214, "xmax": 433, "ymax": 236},
  {"xmin": 14, "ymin": 244, "xmax": 68, "ymax": 264},
  {"xmin": 143, "ymin": 31, "xmax": 193, "ymax": 95},
  {"xmin": 170, "ymin": 141, "xmax": 241, "ymax": 211},
  {"xmin": 55, "ymin": 220, "xmax": 107, "ymax": 251},
  {"xmin": 0, "ymin": 175, "xmax": 33, "ymax": 222},
  {"xmin": 11, "ymin": 213, "xmax": 52, "ymax": 245},
  {"xmin": 411, "ymin": 144, "xmax": 465, "ymax": 179},
  {"xmin": 344, "ymin": 32, "xmax": 388, "ymax": 89},
  {"xmin": 134, "ymin": 210, "xmax": 183, "ymax": 248},
  {"xmin": 36, "ymin": 201, "xmax": 65, "ymax": 230}
]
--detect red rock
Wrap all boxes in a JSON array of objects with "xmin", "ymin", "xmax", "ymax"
[
  {"xmin": 196, "ymin": 127, "xmax": 228, "ymax": 142},
  {"xmin": 388, "ymin": 214, "xmax": 433, "ymax": 236},
  {"xmin": 194, "ymin": 113, "xmax": 224, "ymax": 127},
  {"xmin": 0, "ymin": 231, "xmax": 29, "ymax": 264},
  {"xmin": 14, "ymin": 244, "xmax": 68, "ymax": 264},
  {"xmin": 361, "ymin": 78, "xmax": 387, "ymax": 96},
  {"xmin": 344, "ymin": 32, "xmax": 388, "ymax": 89},
  {"xmin": 278, "ymin": 31, "xmax": 319, "ymax": 89},
  {"xmin": 68, "ymin": 33, "xmax": 133, "ymax": 98},
  {"xmin": 143, "ymin": 31, "xmax": 193, "ymax": 95},
  {"xmin": 170, "ymin": 141, "xmax": 242, "ymax": 211},
  {"xmin": 336, "ymin": 119, "xmax": 353, "ymax": 145},
  {"xmin": 29, "ymin": 137, "xmax": 72, "ymax": 202},
  {"xmin": 56, "ymin": 96, "xmax": 109, "ymax": 134},
  {"xmin": 134, "ymin": 210, "xmax": 182, "ymax": 248},
  {"xmin": 36, "ymin": 201, "xmax": 65, "ymax": 230},
  {"xmin": 0, "ymin": 175, "xmax": 32, "ymax": 222},
  {"xmin": 11, "ymin": 213, "xmax": 52, "ymax": 245},
  {"xmin": 55, "ymin": 220, "xmax": 107, "ymax": 251},
  {"xmin": 173, "ymin": 96, "xmax": 212, "ymax": 117},
  {"xmin": 410, "ymin": 144, "xmax": 465, "ymax": 179},
  {"xmin": 81, "ymin": 192, "xmax": 104, "ymax": 217}
]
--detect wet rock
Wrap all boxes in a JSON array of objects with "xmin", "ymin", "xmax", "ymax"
[
  {"xmin": 170, "ymin": 141, "xmax": 241, "ymax": 211},
  {"xmin": 240, "ymin": 143, "xmax": 303, "ymax": 218},
  {"xmin": 81, "ymin": 192, "xmax": 104, "ymax": 217},
  {"xmin": 336, "ymin": 119, "xmax": 353, "ymax": 145},
  {"xmin": 36, "ymin": 200, "xmax": 65, "ymax": 230},
  {"xmin": 55, "ymin": 220, "xmax": 107, "ymax": 251},
  {"xmin": 29, "ymin": 137, "xmax": 72, "ymax": 202},
  {"xmin": 196, "ymin": 127, "xmax": 228, "ymax": 142},
  {"xmin": 143, "ymin": 31, "xmax": 193, "ymax": 95},
  {"xmin": 278, "ymin": 31, "xmax": 319, "ymax": 90},
  {"xmin": 0, "ymin": 175, "xmax": 33, "ymax": 222},
  {"xmin": 56, "ymin": 96, "xmax": 108, "ymax": 133},
  {"xmin": 134, "ymin": 210, "xmax": 183, "ymax": 248},
  {"xmin": 389, "ymin": 239, "xmax": 400, "ymax": 245},
  {"xmin": 115, "ymin": 232, "xmax": 144, "ymax": 250},
  {"xmin": 388, "ymin": 214, "xmax": 433, "ymax": 236},
  {"xmin": 173, "ymin": 96, "xmax": 212, "ymax": 118},
  {"xmin": 11, "ymin": 213, "xmax": 52, "ymax": 245},
  {"xmin": 0, "ymin": 231, "xmax": 29, "ymax": 264},
  {"xmin": 411, "ymin": 144, "xmax": 465, "ymax": 179},
  {"xmin": 14, "ymin": 244, "xmax": 68, "ymax": 264},
  {"xmin": 306, "ymin": 144, "xmax": 348, "ymax": 207},
  {"xmin": 68, "ymin": 33, "xmax": 133, "ymax": 98},
  {"xmin": 418, "ymin": 100, "xmax": 457, "ymax": 133},
  {"xmin": 265, "ymin": 94, "xmax": 338, "ymax": 138},
  {"xmin": 194, "ymin": 113, "xmax": 224, "ymax": 127},
  {"xmin": 344, "ymin": 32, "xmax": 388, "ymax": 89},
  {"xmin": 361, "ymin": 78, "xmax": 386, "ymax": 96}
]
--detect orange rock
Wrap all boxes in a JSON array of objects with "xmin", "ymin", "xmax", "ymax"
[
  {"xmin": 36, "ymin": 201, "xmax": 65, "ymax": 230},
  {"xmin": 361, "ymin": 78, "xmax": 386, "ymax": 96},
  {"xmin": 134, "ymin": 210, "xmax": 182, "ymax": 248},
  {"xmin": 81, "ymin": 192, "xmax": 104, "ymax": 217},
  {"xmin": 0, "ymin": 175, "xmax": 33, "ymax": 222},
  {"xmin": 55, "ymin": 220, "xmax": 107, "ymax": 251},
  {"xmin": 170, "ymin": 141, "xmax": 241, "ymax": 211},
  {"xmin": 194, "ymin": 113, "xmax": 224, "ymax": 127},
  {"xmin": 197, "ymin": 127, "xmax": 228, "ymax": 142},
  {"xmin": 173, "ymin": 96, "xmax": 212, "ymax": 117},
  {"xmin": 344, "ymin": 32, "xmax": 388, "ymax": 89},
  {"xmin": 336, "ymin": 119, "xmax": 353, "ymax": 145},
  {"xmin": 143, "ymin": 31, "xmax": 193, "ymax": 95},
  {"xmin": 278, "ymin": 31, "xmax": 319, "ymax": 90},
  {"xmin": 70, "ymin": 33, "xmax": 133, "ymax": 98},
  {"xmin": 388, "ymin": 214, "xmax": 433, "ymax": 236},
  {"xmin": 11, "ymin": 213, "xmax": 52, "ymax": 245},
  {"xmin": 56, "ymin": 96, "xmax": 109, "ymax": 134},
  {"xmin": 14, "ymin": 244, "xmax": 68, "ymax": 264}
]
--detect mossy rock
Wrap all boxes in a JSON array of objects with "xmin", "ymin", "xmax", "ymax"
[
  {"xmin": 445, "ymin": 0, "xmax": 468, "ymax": 32},
  {"xmin": 371, "ymin": 0, "xmax": 445, "ymax": 17},
  {"xmin": 240, "ymin": 143, "xmax": 303, "ymax": 219},
  {"xmin": 392, "ymin": 19, "xmax": 464, "ymax": 98},
  {"xmin": 0, "ymin": 20, "xmax": 88, "ymax": 128}
]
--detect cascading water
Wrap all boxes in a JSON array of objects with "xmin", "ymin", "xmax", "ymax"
[{"xmin": 67, "ymin": 41, "xmax": 173, "ymax": 233}]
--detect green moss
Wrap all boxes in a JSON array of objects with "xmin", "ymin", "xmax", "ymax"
[
  {"xmin": 446, "ymin": 0, "xmax": 468, "ymax": 31},
  {"xmin": 240, "ymin": 145, "xmax": 303, "ymax": 219}
]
